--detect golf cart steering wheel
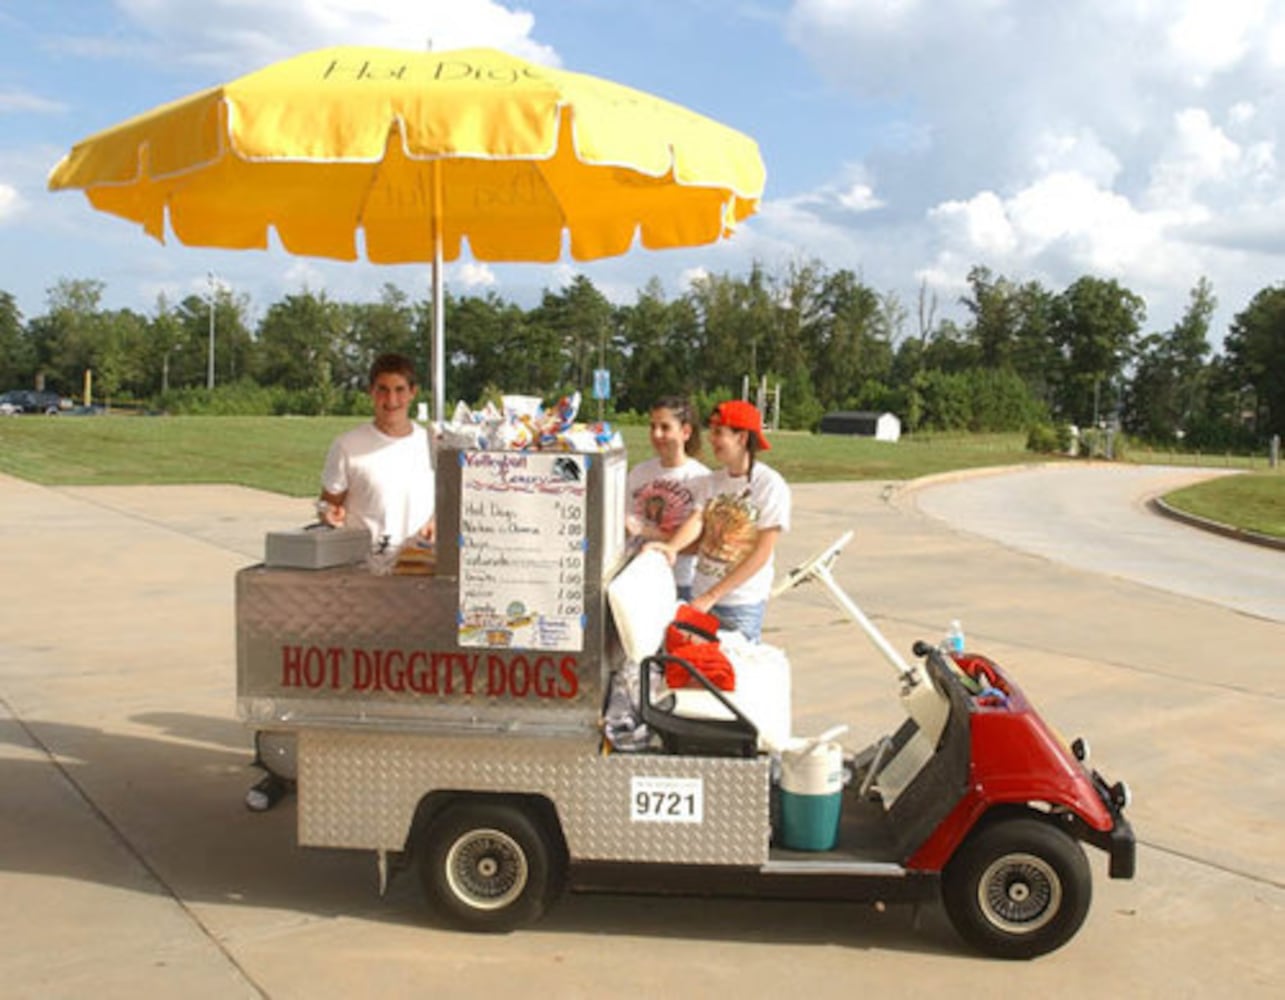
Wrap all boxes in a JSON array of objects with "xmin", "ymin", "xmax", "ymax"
[{"xmin": 772, "ymin": 530, "xmax": 854, "ymax": 598}]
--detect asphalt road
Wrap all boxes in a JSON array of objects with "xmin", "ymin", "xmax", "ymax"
[{"xmin": 1, "ymin": 464, "xmax": 1281, "ymax": 999}]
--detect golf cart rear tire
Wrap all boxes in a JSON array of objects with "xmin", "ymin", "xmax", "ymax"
[
  {"xmin": 942, "ymin": 816, "xmax": 1092, "ymax": 959},
  {"xmin": 418, "ymin": 800, "xmax": 558, "ymax": 932}
]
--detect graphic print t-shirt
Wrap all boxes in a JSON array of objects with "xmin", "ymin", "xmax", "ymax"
[
  {"xmin": 690, "ymin": 463, "xmax": 791, "ymax": 606},
  {"xmin": 626, "ymin": 456, "xmax": 709, "ymax": 588}
]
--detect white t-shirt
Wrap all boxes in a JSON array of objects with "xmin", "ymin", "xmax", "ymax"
[
  {"xmin": 690, "ymin": 462, "xmax": 791, "ymax": 606},
  {"xmin": 321, "ymin": 422, "xmax": 435, "ymax": 551},
  {"xmin": 627, "ymin": 455, "xmax": 709, "ymax": 588}
]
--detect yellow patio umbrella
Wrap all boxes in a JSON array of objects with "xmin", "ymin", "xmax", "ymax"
[{"xmin": 48, "ymin": 45, "xmax": 767, "ymax": 420}]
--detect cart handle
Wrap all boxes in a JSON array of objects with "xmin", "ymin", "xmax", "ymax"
[
  {"xmin": 772, "ymin": 530, "xmax": 854, "ymax": 597},
  {"xmin": 640, "ymin": 653, "xmax": 757, "ymax": 731}
]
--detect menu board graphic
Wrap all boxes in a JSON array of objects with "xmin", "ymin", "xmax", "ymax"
[{"xmin": 457, "ymin": 451, "xmax": 588, "ymax": 651}]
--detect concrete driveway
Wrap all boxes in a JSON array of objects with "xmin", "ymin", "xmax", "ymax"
[
  {"xmin": 913, "ymin": 463, "xmax": 1284, "ymax": 622},
  {"xmin": 0, "ymin": 465, "xmax": 1281, "ymax": 998}
]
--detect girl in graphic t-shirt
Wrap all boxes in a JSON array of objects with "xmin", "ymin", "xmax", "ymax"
[
  {"xmin": 625, "ymin": 397, "xmax": 708, "ymax": 600},
  {"xmin": 647, "ymin": 400, "xmax": 790, "ymax": 641}
]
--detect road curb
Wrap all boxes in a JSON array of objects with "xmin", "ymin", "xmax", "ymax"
[
  {"xmin": 882, "ymin": 461, "xmax": 1072, "ymax": 508},
  {"xmin": 1148, "ymin": 495, "xmax": 1285, "ymax": 552}
]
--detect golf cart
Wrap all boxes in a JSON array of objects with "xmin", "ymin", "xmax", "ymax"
[{"xmin": 237, "ymin": 446, "xmax": 1133, "ymax": 959}]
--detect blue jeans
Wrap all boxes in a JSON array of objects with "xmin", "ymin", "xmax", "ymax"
[
  {"xmin": 676, "ymin": 584, "xmax": 693, "ymax": 603},
  {"xmin": 710, "ymin": 601, "xmax": 765, "ymax": 642}
]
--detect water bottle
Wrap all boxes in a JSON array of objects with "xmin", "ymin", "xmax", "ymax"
[{"xmin": 945, "ymin": 619, "xmax": 965, "ymax": 655}]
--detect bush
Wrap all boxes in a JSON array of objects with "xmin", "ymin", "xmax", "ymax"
[
  {"xmin": 1026, "ymin": 423, "xmax": 1060, "ymax": 453},
  {"xmin": 1076, "ymin": 427, "xmax": 1128, "ymax": 460},
  {"xmin": 155, "ymin": 379, "xmax": 373, "ymax": 416},
  {"xmin": 916, "ymin": 367, "xmax": 1048, "ymax": 433}
]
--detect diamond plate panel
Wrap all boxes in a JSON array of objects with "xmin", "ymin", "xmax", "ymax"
[{"xmin": 299, "ymin": 729, "xmax": 771, "ymax": 866}]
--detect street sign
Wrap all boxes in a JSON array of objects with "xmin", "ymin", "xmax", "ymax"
[{"xmin": 592, "ymin": 368, "xmax": 611, "ymax": 401}]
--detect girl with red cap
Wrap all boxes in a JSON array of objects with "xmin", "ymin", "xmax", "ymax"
[
  {"xmin": 647, "ymin": 399, "xmax": 790, "ymax": 641},
  {"xmin": 625, "ymin": 396, "xmax": 709, "ymax": 601}
]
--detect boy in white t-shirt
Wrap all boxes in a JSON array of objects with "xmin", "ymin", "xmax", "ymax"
[
  {"xmin": 318, "ymin": 352, "xmax": 436, "ymax": 552},
  {"xmin": 248, "ymin": 353, "xmax": 436, "ymax": 815}
]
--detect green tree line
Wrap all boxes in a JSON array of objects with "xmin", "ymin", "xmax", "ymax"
[{"xmin": 1, "ymin": 262, "xmax": 1282, "ymax": 444}]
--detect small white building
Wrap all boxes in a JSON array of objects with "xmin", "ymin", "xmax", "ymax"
[{"xmin": 819, "ymin": 410, "xmax": 902, "ymax": 443}]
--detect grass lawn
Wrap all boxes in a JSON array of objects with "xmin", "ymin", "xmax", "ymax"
[
  {"xmin": 0, "ymin": 415, "xmax": 364, "ymax": 496},
  {"xmin": 0, "ymin": 414, "xmax": 1047, "ymax": 495},
  {"xmin": 1162, "ymin": 472, "xmax": 1285, "ymax": 539},
  {"xmin": 2, "ymin": 413, "xmax": 1279, "ymax": 537}
]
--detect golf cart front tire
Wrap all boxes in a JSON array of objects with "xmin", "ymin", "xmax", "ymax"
[{"xmin": 942, "ymin": 816, "xmax": 1092, "ymax": 960}]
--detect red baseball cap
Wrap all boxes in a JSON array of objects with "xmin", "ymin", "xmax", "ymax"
[{"xmin": 709, "ymin": 400, "xmax": 770, "ymax": 451}]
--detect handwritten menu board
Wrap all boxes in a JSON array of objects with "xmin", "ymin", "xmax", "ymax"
[{"xmin": 457, "ymin": 451, "xmax": 587, "ymax": 651}]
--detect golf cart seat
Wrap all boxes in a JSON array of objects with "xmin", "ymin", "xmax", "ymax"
[
  {"xmin": 640, "ymin": 652, "xmax": 758, "ymax": 758},
  {"xmin": 606, "ymin": 550, "xmax": 792, "ymax": 755}
]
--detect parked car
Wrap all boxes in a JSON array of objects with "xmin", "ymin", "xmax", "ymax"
[{"xmin": 0, "ymin": 390, "xmax": 68, "ymax": 414}]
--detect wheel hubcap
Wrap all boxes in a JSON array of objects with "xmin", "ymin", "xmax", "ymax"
[
  {"xmin": 977, "ymin": 852, "xmax": 1061, "ymax": 935},
  {"xmin": 445, "ymin": 827, "xmax": 528, "ymax": 911}
]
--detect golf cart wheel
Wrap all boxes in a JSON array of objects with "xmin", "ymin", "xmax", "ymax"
[
  {"xmin": 942, "ymin": 817, "xmax": 1092, "ymax": 959},
  {"xmin": 418, "ymin": 800, "xmax": 558, "ymax": 932}
]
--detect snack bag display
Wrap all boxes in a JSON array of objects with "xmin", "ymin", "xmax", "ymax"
[{"xmin": 442, "ymin": 390, "xmax": 620, "ymax": 453}]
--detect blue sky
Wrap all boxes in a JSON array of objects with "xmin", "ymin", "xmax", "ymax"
[{"xmin": 5, "ymin": 0, "xmax": 1285, "ymax": 349}]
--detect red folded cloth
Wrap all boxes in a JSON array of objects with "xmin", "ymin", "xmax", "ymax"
[{"xmin": 663, "ymin": 604, "xmax": 735, "ymax": 691}]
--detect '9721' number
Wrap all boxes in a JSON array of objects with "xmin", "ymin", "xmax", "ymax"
[{"xmin": 630, "ymin": 776, "xmax": 703, "ymax": 824}]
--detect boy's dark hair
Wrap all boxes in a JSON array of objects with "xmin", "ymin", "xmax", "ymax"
[
  {"xmin": 652, "ymin": 395, "xmax": 702, "ymax": 457},
  {"xmin": 368, "ymin": 352, "xmax": 418, "ymax": 388}
]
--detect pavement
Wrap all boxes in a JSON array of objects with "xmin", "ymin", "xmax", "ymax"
[
  {"xmin": 1, "ymin": 465, "xmax": 1282, "ymax": 998},
  {"xmin": 913, "ymin": 463, "xmax": 1285, "ymax": 621}
]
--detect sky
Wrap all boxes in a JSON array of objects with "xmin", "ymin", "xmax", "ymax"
[{"xmin": 4, "ymin": 0, "xmax": 1285, "ymax": 350}]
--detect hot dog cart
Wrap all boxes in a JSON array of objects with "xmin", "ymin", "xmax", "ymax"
[{"xmin": 237, "ymin": 443, "xmax": 1133, "ymax": 959}]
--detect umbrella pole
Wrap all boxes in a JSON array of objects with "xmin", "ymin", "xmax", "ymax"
[{"xmin": 431, "ymin": 160, "xmax": 445, "ymax": 427}]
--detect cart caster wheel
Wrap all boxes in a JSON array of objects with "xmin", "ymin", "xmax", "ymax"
[{"xmin": 245, "ymin": 773, "xmax": 292, "ymax": 813}]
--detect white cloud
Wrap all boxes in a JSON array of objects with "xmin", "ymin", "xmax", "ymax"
[
  {"xmin": 592, "ymin": 277, "xmax": 645, "ymax": 306},
  {"xmin": 923, "ymin": 170, "xmax": 1202, "ymax": 293},
  {"xmin": 1166, "ymin": 0, "xmax": 1268, "ymax": 83},
  {"xmin": 0, "ymin": 182, "xmax": 20, "ymax": 220},
  {"xmin": 772, "ymin": 0, "xmax": 1285, "ymax": 341},
  {"xmin": 930, "ymin": 191, "xmax": 1017, "ymax": 257},
  {"xmin": 760, "ymin": 165, "xmax": 887, "ymax": 238},
  {"xmin": 547, "ymin": 262, "xmax": 576, "ymax": 289},
  {"xmin": 137, "ymin": 279, "xmax": 185, "ymax": 310},
  {"xmin": 68, "ymin": 0, "xmax": 555, "ymax": 72},
  {"xmin": 451, "ymin": 261, "xmax": 497, "ymax": 289},
  {"xmin": 1012, "ymin": 173, "xmax": 1163, "ymax": 273},
  {"xmin": 1229, "ymin": 100, "xmax": 1257, "ymax": 126},
  {"xmin": 680, "ymin": 266, "xmax": 710, "ymax": 290},
  {"xmin": 1146, "ymin": 108, "xmax": 1243, "ymax": 208},
  {"xmin": 0, "ymin": 90, "xmax": 67, "ymax": 114},
  {"xmin": 282, "ymin": 259, "xmax": 327, "ymax": 294},
  {"xmin": 837, "ymin": 182, "xmax": 883, "ymax": 213},
  {"xmin": 1269, "ymin": 19, "xmax": 1285, "ymax": 65},
  {"xmin": 1028, "ymin": 128, "xmax": 1121, "ymax": 188},
  {"xmin": 753, "ymin": 195, "xmax": 866, "ymax": 261}
]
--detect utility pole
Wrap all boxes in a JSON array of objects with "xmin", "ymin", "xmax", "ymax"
[{"xmin": 207, "ymin": 271, "xmax": 217, "ymax": 390}]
